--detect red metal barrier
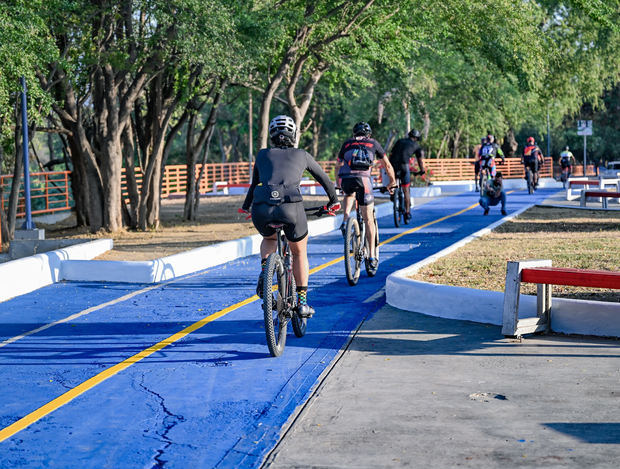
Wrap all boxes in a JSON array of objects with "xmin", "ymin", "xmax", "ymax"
[{"xmin": 0, "ymin": 171, "xmax": 72, "ymax": 218}]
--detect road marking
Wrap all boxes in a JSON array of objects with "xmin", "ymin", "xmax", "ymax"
[{"xmin": 0, "ymin": 200, "xmax": 481, "ymax": 442}]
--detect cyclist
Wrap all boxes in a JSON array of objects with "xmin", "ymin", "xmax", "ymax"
[
  {"xmin": 338, "ymin": 121, "xmax": 396, "ymax": 273},
  {"xmin": 389, "ymin": 129, "xmax": 425, "ymax": 223},
  {"xmin": 559, "ymin": 145, "xmax": 576, "ymax": 177},
  {"xmin": 479, "ymin": 171, "xmax": 507, "ymax": 216},
  {"xmin": 478, "ymin": 134, "xmax": 505, "ymax": 182},
  {"xmin": 240, "ymin": 115, "xmax": 340, "ymax": 318},
  {"xmin": 472, "ymin": 136, "xmax": 487, "ymax": 191},
  {"xmin": 522, "ymin": 136, "xmax": 544, "ymax": 188}
]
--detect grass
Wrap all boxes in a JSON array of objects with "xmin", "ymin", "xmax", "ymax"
[{"xmin": 410, "ymin": 206, "xmax": 620, "ymax": 302}]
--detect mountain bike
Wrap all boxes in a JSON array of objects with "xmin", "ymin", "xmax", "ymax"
[
  {"xmin": 344, "ymin": 204, "xmax": 379, "ymax": 286},
  {"xmin": 262, "ymin": 206, "xmax": 332, "ymax": 357},
  {"xmin": 478, "ymin": 164, "xmax": 492, "ymax": 196}
]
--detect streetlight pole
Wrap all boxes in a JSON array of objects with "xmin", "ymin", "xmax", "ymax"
[{"xmin": 20, "ymin": 76, "xmax": 35, "ymax": 230}]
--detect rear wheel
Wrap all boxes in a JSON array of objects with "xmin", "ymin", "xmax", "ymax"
[
  {"xmin": 392, "ymin": 188, "xmax": 400, "ymax": 227},
  {"xmin": 479, "ymin": 169, "xmax": 486, "ymax": 196},
  {"xmin": 344, "ymin": 217, "xmax": 361, "ymax": 286},
  {"xmin": 526, "ymin": 168, "xmax": 534, "ymax": 194},
  {"xmin": 262, "ymin": 253, "xmax": 287, "ymax": 357}
]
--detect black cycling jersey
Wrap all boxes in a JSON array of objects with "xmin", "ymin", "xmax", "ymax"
[
  {"xmin": 389, "ymin": 138, "xmax": 423, "ymax": 179},
  {"xmin": 242, "ymin": 147, "xmax": 338, "ymax": 210},
  {"xmin": 242, "ymin": 147, "xmax": 338, "ymax": 242}
]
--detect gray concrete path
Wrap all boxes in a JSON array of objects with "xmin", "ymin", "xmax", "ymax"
[{"xmin": 265, "ymin": 304, "xmax": 620, "ymax": 468}]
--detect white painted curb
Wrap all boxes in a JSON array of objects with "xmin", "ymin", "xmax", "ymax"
[
  {"xmin": 59, "ymin": 201, "xmax": 396, "ymax": 284},
  {"xmin": 0, "ymin": 239, "xmax": 112, "ymax": 303},
  {"xmin": 385, "ymin": 204, "xmax": 620, "ymax": 338}
]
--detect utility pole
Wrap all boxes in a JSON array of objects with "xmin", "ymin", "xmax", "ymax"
[{"xmin": 20, "ymin": 77, "xmax": 35, "ymax": 230}]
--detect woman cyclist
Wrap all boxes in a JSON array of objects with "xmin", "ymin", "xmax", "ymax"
[{"xmin": 240, "ymin": 115, "xmax": 340, "ymax": 318}]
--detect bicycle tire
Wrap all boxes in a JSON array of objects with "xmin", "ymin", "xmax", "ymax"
[
  {"xmin": 393, "ymin": 189, "xmax": 400, "ymax": 228},
  {"xmin": 365, "ymin": 213, "xmax": 380, "ymax": 277},
  {"xmin": 290, "ymin": 274, "xmax": 307, "ymax": 338},
  {"xmin": 344, "ymin": 217, "xmax": 361, "ymax": 286},
  {"xmin": 262, "ymin": 252, "xmax": 287, "ymax": 357},
  {"xmin": 526, "ymin": 168, "xmax": 534, "ymax": 194},
  {"xmin": 479, "ymin": 169, "xmax": 485, "ymax": 196}
]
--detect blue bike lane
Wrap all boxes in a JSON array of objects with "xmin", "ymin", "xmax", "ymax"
[{"xmin": 0, "ymin": 189, "xmax": 557, "ymax": 468}]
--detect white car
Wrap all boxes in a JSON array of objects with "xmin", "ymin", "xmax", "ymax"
[{"xmin": 599, "ymin": 161, "xmax": 620, "ymax": 178}]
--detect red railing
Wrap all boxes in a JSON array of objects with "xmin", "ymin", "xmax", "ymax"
[{"xmin": 0, "ymin": 171, "xmax": 72, "ymax": 218}]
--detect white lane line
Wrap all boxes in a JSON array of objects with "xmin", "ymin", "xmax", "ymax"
[{"xmin": 0, "ymin": 284, "xmax": 163, "ymax": 348}]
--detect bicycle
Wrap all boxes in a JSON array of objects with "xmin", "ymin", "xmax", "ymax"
[
  {"xmin": 262, "ymin": 206, "xmax": 332, "ymax": 357},
  {"xmin": 560, "ymin": 165, "xmax": 572, "ymax": 189},
  {"xmin": 392, "ymin": 179, "xmax": 406, "ymax": 227},
  {"xmin": 343, "ymin": 203, "xmax": 379, "ymax": 286},
  {"xmin": 478, "ymin": 164, "xmax": 492, "ymax": 196},
  {"xmin": 524, "ymin": 165, "xmax": 535, "ymax": 194}
]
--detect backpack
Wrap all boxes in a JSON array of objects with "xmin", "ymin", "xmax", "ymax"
[
  {"xmin": 348, "ymin": 145, "xmax": 373, "ymax": 171},
  {"xmin": 480, "ymin": 144, "xmax": 494, "ymax": 159}
]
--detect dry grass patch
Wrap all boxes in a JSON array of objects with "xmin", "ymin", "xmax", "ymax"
[{"xmin": 410, "ymin": 206, "xmax": 620, "ymax": 302}]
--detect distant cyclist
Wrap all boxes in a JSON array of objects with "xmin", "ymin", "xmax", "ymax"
[
  {"xmin": 240, "ymin": 115, "xmax": 340, "ymax": 318},
  {"xmin": 338, "ymin": 121, "xmax": 396, "ymax": 272},
  {"xmin": 478, "ymin": 134, "xmax": 505, "ymax": 180},
  {"xmin": 559, "ymin": 146, "xmax": 576, "ymax": 176},
  {"xmin": 472, "ymin": 136, "xmax": 487, "ymax": 191},
  {"xmin": 522, "ymin": 136, "xmax": 544, "ymax": 188},
  {"xmin": 389, "ymin": 129, "xmax": 425, "ymax": 223}
]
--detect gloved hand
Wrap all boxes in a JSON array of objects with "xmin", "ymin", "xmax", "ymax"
[
  {"xmin": 238, "ymin": 208, "xmax": 251, "ymax": 220},
  {"xmin": 325, "ymin": 200, "xmax": 341, "ymax": 215}
]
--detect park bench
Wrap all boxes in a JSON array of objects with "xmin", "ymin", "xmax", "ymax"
[
  {"xmin": 502, "ymin": 260, "xmax": 620, "ymax": 338},
  {"xmin": 566, "ymin": 177, "xmax": 620, "ymax": 201},
  {"xmin": 580, "ymin": 189, "xmax": 620, "ymax": 208}
]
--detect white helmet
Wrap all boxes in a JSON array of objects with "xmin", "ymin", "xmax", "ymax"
[{"xmin": 269, "ymin": 115, "xmax": 297, "ymax": 141}]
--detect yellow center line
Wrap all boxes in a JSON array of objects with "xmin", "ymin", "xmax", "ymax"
[{"xmin": 0, "ymin": 200, "xmax": 481, "ymax": 442}]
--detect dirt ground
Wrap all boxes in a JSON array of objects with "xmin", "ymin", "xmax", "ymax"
[{"xmin": 39, "ymin": 195, "xmax": 338, "ymax": 261}]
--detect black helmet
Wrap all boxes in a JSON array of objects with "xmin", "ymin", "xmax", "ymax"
[
  {"xmin": 269, "ymin": 115, "xmax": 297, "ymax": 146},
  {"xmin": 353, "ymin": 122, "xmax": 371, "ymax": 137},
  {"xmin": 481, "ymin": 137, "xmax": 487, "ymax": 144},
  {"xmin": 408, "ymin": 129, "xmax": 421, "ymax": 139}
]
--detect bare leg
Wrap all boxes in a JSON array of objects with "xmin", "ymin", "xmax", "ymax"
[
  {"xmin": 289, "ymin": 236, "xmax": 309, "ymax": 287},
  {"xmin": 361, "ymin": 203, "xmax": 377, "ymax": 258},
  {"xmin": 260, "ymin": 234, "xmax": 278, "ymax": 260},
  {"xmin": 403, "ymin": 185, "xmax": 411, "ymax": 214},
  {"xmin": 342, "ymin": 195, "xmax": 355, "ymax": 223}
]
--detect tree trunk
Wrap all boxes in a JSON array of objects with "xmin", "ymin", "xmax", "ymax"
[
  {"xmin": 502, "ymin": 128, "xmax": 518, "ymax": 157},
  {"xmin": 452, "ymin": 128, "xmax": 462, "ymax": 158},
  {"xmin": 0, "ymin": 144, "xmax": 10, "ymax": 245}
]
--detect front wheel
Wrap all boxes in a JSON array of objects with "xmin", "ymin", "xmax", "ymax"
[
  {"xmin": 262, "ymin": 253, "xmax": 287, "ymax": 357},
  {"xmin": 344, "ymin": 217, "xmax": 361, "ymax": 286}
]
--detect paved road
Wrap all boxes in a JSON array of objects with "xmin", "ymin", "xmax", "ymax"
[{"xmin": 0, "ymin": 189, "xmax": 574, "ymax": 467}]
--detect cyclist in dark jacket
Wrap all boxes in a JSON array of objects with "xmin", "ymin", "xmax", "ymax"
[
  {"xmin": 241, "ymin": 115, "xmax": 340, "ymax": 317},
  {"xmin": 389, "ymin": 129, "xmax": 425, "ymax": 222}
]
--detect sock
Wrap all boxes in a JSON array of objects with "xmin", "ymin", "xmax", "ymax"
[{"xmin": 296, "ymin": 286, "xmax": 308, "ymax": 306}]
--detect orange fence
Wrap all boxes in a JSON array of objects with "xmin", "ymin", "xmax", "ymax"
[
  {"xmin": 0, "ymin": 159, "xmax": 600, "ymax": 220},
  {"xmin": 0, "ymin": 171, "xmax": 72, "ymax": 218}
]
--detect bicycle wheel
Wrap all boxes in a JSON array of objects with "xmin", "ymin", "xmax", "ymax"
[
  {"xmin": 344, "ymin": 217, "xmax": 361, "ymax": 286},
  {"xmin": 392, "ymin": 188, "xmax": 400, "ymax": 228},
  {"xmin": 479, "ymin": 169, "xmax": 486, "ymax": 196},
  {"xmin": 262, "ymin": 252, "xmax": 287, "ymax": 357},
  {"xmin": 290, "ymin": 274, "xmax": 306, "ymax": 338},
  {"xmin": 526, "ymin": 168, "xmax": 534, "ymax": 194},
  {"xmin": 365, "ymin": 214, "xmax": 380, "ymax": 277}
]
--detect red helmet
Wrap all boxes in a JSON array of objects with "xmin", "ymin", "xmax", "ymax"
[{"xmin": 526, "ymin": 136, "xmax": 535, "ymax": 145}]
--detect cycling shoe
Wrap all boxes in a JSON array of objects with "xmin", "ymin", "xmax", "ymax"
[{"xmin": 296, "ymin": 304, "xmax": 315, "ymax": 318}]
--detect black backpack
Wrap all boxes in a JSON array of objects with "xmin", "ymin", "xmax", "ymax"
[{"xmin": 348, "ymin": 144, "xmax": 372, "ymax": 170}]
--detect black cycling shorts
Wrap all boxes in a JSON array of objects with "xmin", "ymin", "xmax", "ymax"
[
  {"xmin": 251, "ymin": 202, "xmax": 308, "ymax": 242},
  {"xmin": 340, "ymin": 176, "xmax": 374, "ymax": 206},
  {"xmin": 524, "ymin": 159, "xmax": 538, "ymax": 174},
  {"xmin": 394, "ymin": 165, "xmax": 411, "ymax": 187}
]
